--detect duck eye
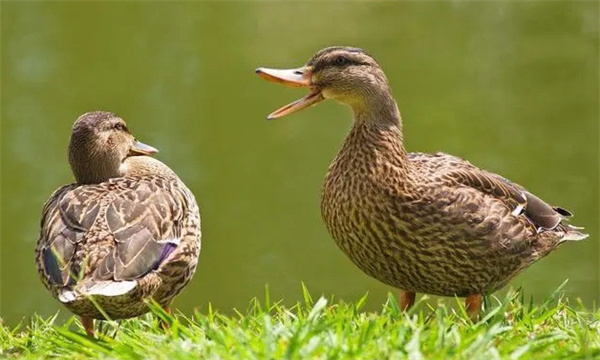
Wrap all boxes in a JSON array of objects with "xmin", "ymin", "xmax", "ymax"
[
  {"xmin": 335, "ymin": 57, "xmax": 348, "ymax": 66},
  {"xmin": 113, "ymin": 123, "xmax": 126, "ymax": 131}
]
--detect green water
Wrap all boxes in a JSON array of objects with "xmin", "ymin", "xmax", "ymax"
[{"xmin": 1, "ymin": 2, "xmax": 598, "ymax": 326}]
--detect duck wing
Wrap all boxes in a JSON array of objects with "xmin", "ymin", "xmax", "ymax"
[
  {"xmin": 440, "ymin": 167, "xmax": 570, "ymax": 230},
  {"xmin": 38, "ymin": 176, "xmax": 193, "ymax": 291},
  {"xmin": 92, "ymin": 176, "xmax": 190, "ymax": 282},
  {"xmin": 410, "ymin": 152, "xmax": 573, "ymax": 232},
  {"xmin": 38, "ymin": 184, "xmax": 83, "ymax": 287}
]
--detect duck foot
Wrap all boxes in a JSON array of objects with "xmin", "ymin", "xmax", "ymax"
[
  {"xmin": 81, "ymin": 316, "xmax": 94, "ymax": 337},
  {"xmin": 400, "ymin": 291, "xmax": 416, "ymax": 312},
  {"xmin": 465, "ymin": 294, "xmax": 482, "ymax": 320}
]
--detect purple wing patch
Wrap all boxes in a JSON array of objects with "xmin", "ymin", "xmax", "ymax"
[{"xmin": 153, "ymin": 242, "xmax": 178, "ymax": 271}]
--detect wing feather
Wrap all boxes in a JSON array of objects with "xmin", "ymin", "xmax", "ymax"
[
  {"xmin": 93, "ymin": 177, "xmax": 188, "ymax": 282},
  {"xmin": 39, "ymin": 177, "xmax": 191, "ymax": 289},
  {"xmin": 38, "ymin": 185, "xmax": 84, "ymax": 286},
  {"xmin": 421, "ymin": 152, "xmax": 569, "ymax": 231}
]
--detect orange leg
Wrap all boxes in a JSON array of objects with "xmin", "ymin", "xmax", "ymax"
[
  {"xmin": 81, "ymin": 316, "xmax": 94, "ymax": 337},
  {"xmin": 400, "ymin": 291, "xmax": 416, "ymax": 312},
  {"xmin": 160, "ymin": 304, "xmax": 172, "ymax": 330},
  {"xmin": 465, "ymin": 294, "xmax": 483, "ymax": 320}
]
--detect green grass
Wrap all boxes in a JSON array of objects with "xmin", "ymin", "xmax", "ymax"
[{"xmin": 1, "ymin": 285, "xmax": 599, "ymax": 360}]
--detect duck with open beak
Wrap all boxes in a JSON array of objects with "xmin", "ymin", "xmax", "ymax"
[
  {"xmin": 253, "ymin": 46, "xmax": 589, "ymax": 321},
  {"xmin": 255, "ymin": 66, "xmax": 324, "ymax": 120}
]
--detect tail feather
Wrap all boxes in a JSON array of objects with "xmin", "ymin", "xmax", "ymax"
[
  {"xmin": 87, "ymin": 280, "xmax": 137, "ymax": 296},
  {"xmin": 58, "ymin": 290, "xmax": 77, "ymax": 303},
  {"xmin": 57, "ymin": 280, "xmax": 137, "ymax": 304},
  {"xmin": 560, "ymin": 224, "xmax": 589, "ymax": 242}
]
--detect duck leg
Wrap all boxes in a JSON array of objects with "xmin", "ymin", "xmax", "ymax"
[
  {"xmin": 81, "ymin": 316, "xmax": 94, "ymax": 337},
  {"xmin": 160, "ymin": 304, "xmax": 172, "ymax": 330},
  {"xmin": 465, "ymin": 294, "xmax": 483, "ymax": 320},
  {"xmin": 400, "ymin": 291, "xmax": 416, "ymax": 311}
]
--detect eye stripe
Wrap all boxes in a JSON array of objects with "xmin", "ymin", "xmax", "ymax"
[
  {"xmin": 332, "ymin": 58, "xmax": 367, "ymax": 67},
  {"xmin": 113, "ymin": 122, "xmax": 129, "ymax": 132},
  {"xmin": 313, "ymin": 58, "xmax": 364, "ymax": 72}
]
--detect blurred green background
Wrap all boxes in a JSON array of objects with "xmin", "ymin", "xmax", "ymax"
[{"xmin": 1, "ymin": 2, "xmax": 598, "ymax": 326}]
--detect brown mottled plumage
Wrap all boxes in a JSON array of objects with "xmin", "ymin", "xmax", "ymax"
[
  {"xmin": 35, "ymin": 111, "xmax": 201, "ymax": 336},
  {"xmin": 257, "ymin": 46, "xmax": 587, "ymax": 318}
]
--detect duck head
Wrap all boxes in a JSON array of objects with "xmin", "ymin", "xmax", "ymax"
[
  {"xmin": 256, "ymin": 46, "xmax": 393, "ymax": 119},
  {"xmin": 68, "ymin": 111, "xmax": 158, "ymax": 184}
]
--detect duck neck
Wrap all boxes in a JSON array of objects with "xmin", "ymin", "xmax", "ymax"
[
  {"xmin": 69, "ymin": 149, "xmax": 123, "ymax": 185},
  {"xmin": 70, "ymin": 149, "xmax": 176, "ymax": 185},
  {"xmin": 350, "ymin": 89, "xmax": 409, "ymax": 165},
  {"xmin": 353, "ymin": 86, "xmax": 402, "ymax": 128}
]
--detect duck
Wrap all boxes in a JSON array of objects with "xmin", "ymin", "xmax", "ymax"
[
  {"xmin": 256, "ymin": 46, "xmax": 587, "ymax": 318},
  {"xmin": 35, "ymin": 111, "xmax": 201, "ymax": 336}
]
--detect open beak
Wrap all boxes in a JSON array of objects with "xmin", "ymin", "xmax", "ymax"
[
  {"xmin": 129, "ymin": 140, "xmax": 158, "ymax": 156},
  {"xmin": 255, "ymin": 66, "xmax": 325, "ymax": 119}
]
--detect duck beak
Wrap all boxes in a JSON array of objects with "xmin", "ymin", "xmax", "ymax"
[
  {"xmin": 129, "ymin": 140, "xmax": 158, "ymax": 156},
  {"xmin": 255, "ymin": 66, "xmax": 324, "ymax": 120}
]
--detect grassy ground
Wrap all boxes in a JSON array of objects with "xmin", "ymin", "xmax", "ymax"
[{"xmin": 1, "ymin": 285, "xmax": 598, "ymax": 360}]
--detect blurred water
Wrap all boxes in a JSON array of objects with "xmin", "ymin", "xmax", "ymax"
[{"xmin": 1, "ymin": 2, "xmax": 598, "ymax": 326}]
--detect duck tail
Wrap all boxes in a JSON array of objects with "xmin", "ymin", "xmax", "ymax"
[
  {"xmin": 58, "ymin": 289, "xmax": 77, "ymax": 303},
  {"xmin": 559, "ymin": 224, "xmax": 589, "ymax": 242},
  {"xmin": 57, "ymin": 280, "xmax": 138, "ymax": 303}
]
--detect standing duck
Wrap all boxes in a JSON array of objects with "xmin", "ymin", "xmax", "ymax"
[
  {"xmin": 256, "ymin": 46, "xmax": 587, "ymax": 318},
  {"xmin": 35, "ymin": 111, "xmax": 201, "ymax": 336}
]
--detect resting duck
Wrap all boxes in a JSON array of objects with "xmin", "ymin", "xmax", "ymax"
[
  {"xmin": 256, "ymin": 46, "xmax": 587, "ymax": 318},
  {"xmin": 35, "ymin": 111, "xmax": 201, "ymax": 336}
]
